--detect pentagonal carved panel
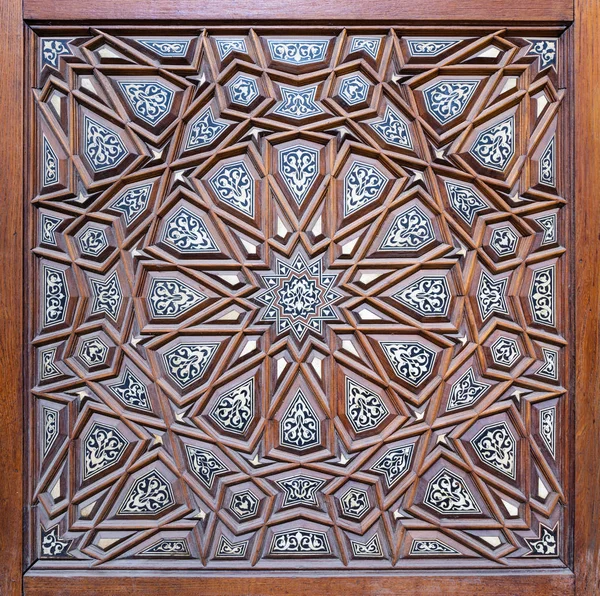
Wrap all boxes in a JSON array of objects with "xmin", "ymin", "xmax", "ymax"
[{"xmin": 29, "ymin": 26, "xmax": 569, "ymax": 572}]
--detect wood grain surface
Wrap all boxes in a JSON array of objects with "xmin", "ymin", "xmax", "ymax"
[
  {"xmin": 23, "ymin": 0, "xmax": 574, "ymax": 24},
  {"xmin": 0, "ymin": 0, "xmax": 24, "ymax": 592}
]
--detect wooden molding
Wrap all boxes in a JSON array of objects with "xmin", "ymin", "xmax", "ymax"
[
  {"xmin": 0, "ymin": 0, "xmax": 24, "ymax": 592},
  {"xmin": 574, "ymin": 0, "xmax": 600, "ymax": 592},
  {"xmin": 24, "ymin": 571, "xmax": 575, "ymax": 595},
  {"xmin": 23, "ymin": 0, "xmax": 574, "ymax": 24}
]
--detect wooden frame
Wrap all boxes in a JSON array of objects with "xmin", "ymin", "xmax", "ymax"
[{"xmin": 0, "ymin": 0, "xmax": 598, "ymax": 594}]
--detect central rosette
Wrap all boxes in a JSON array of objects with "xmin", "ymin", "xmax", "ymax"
[
  {"xmin": 254, "ymin": 252, "xmax": 343, "ymax": 341},
  {"xmin": 279, "ymin": 276, "xmax": 322, "ymax": 317}
]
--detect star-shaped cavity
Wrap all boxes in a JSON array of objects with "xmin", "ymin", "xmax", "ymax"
[{"xmin": 254, "ymin": 253, "xmax": 343, "ymax": 341}]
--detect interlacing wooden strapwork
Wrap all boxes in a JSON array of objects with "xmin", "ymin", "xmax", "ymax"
[{"xmin": 29, "ymin": 26, "xmax": 569, "ymax": 570}]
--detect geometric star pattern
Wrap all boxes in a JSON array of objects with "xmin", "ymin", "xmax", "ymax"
[{"xmin": 30, "ymin": 27, "xmax": 567, "ymax": 571}]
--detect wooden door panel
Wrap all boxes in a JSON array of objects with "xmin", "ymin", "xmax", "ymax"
[{"xmin": 28, "ymin": 26, "xmax": 570, "ymax": 572}]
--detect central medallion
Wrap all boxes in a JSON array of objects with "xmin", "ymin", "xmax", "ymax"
[{"xmin": 254, "ymin": 252, "xmax": 343, "ymax": 341}]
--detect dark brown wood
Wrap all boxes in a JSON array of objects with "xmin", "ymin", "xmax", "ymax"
[
  {"xmin": 24, "ymin": 571, "xmax": 575, "ymax": 595},
  {"xmin": 23, "ymin": 0, "xmax": 574, "ymax": 24},
  {"xmin": 0, "ymin": 0, "xmax": 24, "ymax": 591},
  {"xmin": 24, "ymin": 23, "xmax": 572, "ymax": 587},
  {"xmin": 574, "ymin": 0, "xmax": 600, "ymax": 593},
  {"xmin": 0, "ymin": 0, "xmax": 598, "ymax": 593}
]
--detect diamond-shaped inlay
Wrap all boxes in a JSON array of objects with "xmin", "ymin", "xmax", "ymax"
[
  {"xmin": 163, "ymin": 342, "xmax": 220, "ymax": 389},
  {"xmin": 424, "ymin": 468, "xmax": 482, "ymax": 514},
  {"xmin": 83, "ymin": 422, "xmax": 129, "ymax": 480},
  {"xmin": 279, "ymin": 389, "xmax": 320, "ymax": 451},
  {"xmin": 83, "ymin": 115, "xmax": 128, "ymax": 172},
  {"xmin": 370, "ymin": 444, "xmax": 414, "ymax": 487},
  {"xmin": 118, "ymin": 81, "xmax": 175, "ymax": 125},
  {"xmin": 370, "ymin": 106, "xmax": 412, "ymax": 149},
  {"xmin": 278, "ymin": 144, "xmax": 319, "ymax": 205},
  {"xmin": 345, "ymin": 377, "xmax": 389, "ymax": 432},
  {"xmin": 344, "ymin": 161, "xmax": 388, "ymax": 216},
  {"xmin": 393, "ymin": 275, "xmax": 451, "ymax": 317},
  {"xmin": 423, "ymin": 80, "xmax": 479, "ymax": 125},
  {"xmin": 147, "ymin": 278, "xmax": 206, "ymax": 319},
  {"xmin": 210, "ymin": 378, "xmax": 255, "ymax": 435},
  {"xmin": 117, "ymin": 470, "xmax": 174, "ymax": 515},
  {"xmin": 380, "ymin": 341, "xmax": 436, "ymax": 386},
  {"xmin": 379, "ymin": 206, "xmax": 435, "ymax": 251},
  {"xmin": 469, "ymin": 116, "xmax": 515, "ymax": 171},
  {"xmin": 209, "ymin": 161, "xmax": 255, "ymax": 217},
  {"xmin": 471, "ymin": 421, "xmax": 517, "ymax": 479}
]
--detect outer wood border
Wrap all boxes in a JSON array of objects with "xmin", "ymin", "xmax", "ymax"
[
  {"xmin": 574, "ymin": 0, "xmax": 600, "ymax": 593},
  {"xmin": 23, "ymin": 571, "xmax": 574, "ymax": 595},
  {"xmin": 0, "ymin": 0, "xmax": 595, "ymax": 593},
  {"xmin": 0, "ymin": 0, "xmax": 24, "ymax": 591},
  {"xmin": 23, "ymin": 0, "xmax": 574, "ymax": 24}
]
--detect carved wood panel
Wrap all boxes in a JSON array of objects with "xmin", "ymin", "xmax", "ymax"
[{"xmin": 28, "ymin": 26, "xmax": 570, "ymax": 571}]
